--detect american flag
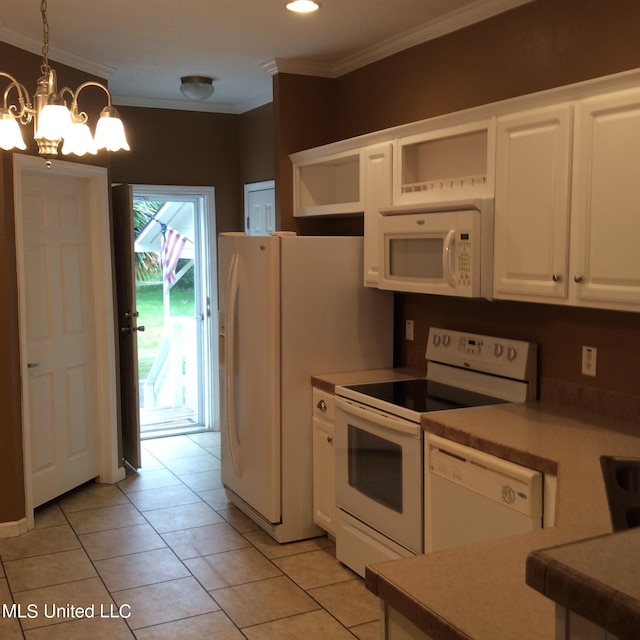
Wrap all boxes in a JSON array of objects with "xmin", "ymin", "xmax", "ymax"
[{"xmin": 161, "ymin": 226, "xmax": 188, "ymax": 294}]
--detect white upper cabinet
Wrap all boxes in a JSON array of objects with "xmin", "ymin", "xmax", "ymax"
[
  {"xmin": 293, "ymin": 148, "xmax": 362, "ymax": 217},
  {"xmin": 363, "ymin": 142, "xmax": 393, "ymax": 287},
  {"xmin": 494, "ymin": 90, "xmax": 640, "ymax": 312},
  {"xmin": 392, "ymin": 119, "xmax": 495, "ymax": 206},
  {"xmin": 493, "ymin": 104, "xmax": 573, "ymax": 300},
  {"xmin": 570, "ymin": 88, "xmax": 640, "ymax": 311}
]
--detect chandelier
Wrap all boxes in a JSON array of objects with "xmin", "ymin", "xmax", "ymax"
[{"xmin": 0, "ymin": 0, "xmax": 129, "ymax": 165}]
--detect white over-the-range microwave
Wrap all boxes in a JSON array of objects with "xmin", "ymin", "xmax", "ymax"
[{"xmin": 377, "ymin": 198, "xmax": 494, "ymax": 298}]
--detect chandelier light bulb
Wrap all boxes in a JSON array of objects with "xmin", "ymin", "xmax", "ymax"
[
  {"xmin": 0, "ymin": 109, "xmax": 26, "ymax": 150},
  {"xmin": 94, "ymin": 106, "xmax": 130, "ymax": 152},
  {"xmin": 62, "ymin": 122, "xmax": 97, "ymax": 156}
]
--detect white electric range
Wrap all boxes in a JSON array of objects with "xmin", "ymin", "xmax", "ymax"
[{"xmin": 333, "ymin": 326, "xmax": 538, "ymax": 577}]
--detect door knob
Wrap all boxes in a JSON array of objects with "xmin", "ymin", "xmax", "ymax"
[{"xmin": 134, "ymin": 325, "xmax": 146, "ymax": 332}]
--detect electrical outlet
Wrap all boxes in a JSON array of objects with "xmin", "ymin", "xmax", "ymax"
[
  {"xmin": 405, "ymin": 320, "xmax": 414, "ymax": 341},
  {"xmin": 582, "ymin": 346, "xmax": 597, "ymax": 376}
]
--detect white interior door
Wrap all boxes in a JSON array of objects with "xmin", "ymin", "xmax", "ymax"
[
  {"xmin": 14, "ymin": 156, "xmax": 122, "ymax": 514},
  {"xmin": 244, "ymin": 181, "xmax": 275, "ymax": 236}
]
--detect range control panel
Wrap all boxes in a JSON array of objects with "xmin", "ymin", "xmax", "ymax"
[{"xmin": 426, "ymin": 327, "xmax": 537, "ymax": 384}]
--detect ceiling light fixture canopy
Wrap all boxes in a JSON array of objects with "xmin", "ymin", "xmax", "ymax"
[
  {"xmin": 286, "ymin": 1, "xmax": 320, "ymax": 13},
  {"xmin": 0, "ymin": 0, "xmax": 129, "ymax": 166},
  {"xmin": 180, "ymin": 76, "xmax": 215, "ymax": 101}
]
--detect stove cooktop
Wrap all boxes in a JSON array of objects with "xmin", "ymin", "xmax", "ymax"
[{"xmin": 342, "ymin": 378, "xmax": 507, "ymax": 413}]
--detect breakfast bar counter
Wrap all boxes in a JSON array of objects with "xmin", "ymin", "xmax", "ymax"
[{"xmin": 365, "ymin": 401, "xmax": 640, "ymax": 640}]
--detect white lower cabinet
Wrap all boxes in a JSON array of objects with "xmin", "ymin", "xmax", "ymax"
[
  {"xmin": 312, "ymin": 388, "xmax": 336, "ymax": 535},
  {"xmin": 383, "ymin": 604, "xmax": 433, "ymax": 640},
  {"xmin": 556, "ymin": 605, "xmax": 619, "ymax": 640}
]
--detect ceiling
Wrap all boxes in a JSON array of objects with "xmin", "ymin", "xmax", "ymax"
[{"xmin": 0, "ymin": 0, "xmax": 532, "ymax": 114}]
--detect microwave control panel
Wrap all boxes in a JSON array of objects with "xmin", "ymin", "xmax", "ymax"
[{"xmin": 456, "ymin": 232, "xmax": 472, "ymax": 287}]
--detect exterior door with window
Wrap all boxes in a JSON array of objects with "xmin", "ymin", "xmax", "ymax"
[{"xmin": 112, "ymin": 184, "xmax": 142, "ymax": 469}]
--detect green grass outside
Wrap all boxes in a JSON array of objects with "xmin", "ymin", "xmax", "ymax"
[{"xmin": 136, "ymin": 283, "xmax": 195, "ymax": 379}]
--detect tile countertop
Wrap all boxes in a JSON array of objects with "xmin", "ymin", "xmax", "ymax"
[{"xmin": 364, "ymin": 400, "xmax": 640, "ymax": 640}]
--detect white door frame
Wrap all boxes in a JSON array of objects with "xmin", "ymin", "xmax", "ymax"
[
  {"xmin": 132, "ymin": 184, "xmax": 219, "ymax": 432},
  {"xmin": 14, "ymin": 154, "xmax": 123, "ymax": 532}
]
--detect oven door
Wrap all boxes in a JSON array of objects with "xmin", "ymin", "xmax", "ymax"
[{"xmin": 335, "ymin": 396, "xmax": 423, "ymax": 554}]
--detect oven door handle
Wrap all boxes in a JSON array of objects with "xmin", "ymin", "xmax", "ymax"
[{"xmin": 336, "ymin": 397, "xmax": 421, "ymax": 437}]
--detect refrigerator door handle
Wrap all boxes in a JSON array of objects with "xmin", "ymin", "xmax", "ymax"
[{"xmin": 225, "ymin": 252, "xmax": 242, "ymax": 476}]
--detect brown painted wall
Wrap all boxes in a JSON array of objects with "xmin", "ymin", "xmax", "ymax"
[
  {"xmin": 110, "ymin": 106, "xmax": 242, "ymax": 233},
  {"xmin": 333, "ymin": 0, "xmax": 640, "ymax": 138},
  {"xmin": 274, "ymin": 0, "xmax": 640, "ymax": 418},
  {"xmin": 0, "ymin": 154, "xmax": 25, "ymax": 521},
  {"xmin": 239, "ymin": 102, "xmax": 275, "ymax": 186}
]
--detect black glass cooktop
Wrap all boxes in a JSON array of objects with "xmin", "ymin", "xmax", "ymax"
[{"xmin": 344, "ymin": 378, "xmax": 506, "ymax": 413}]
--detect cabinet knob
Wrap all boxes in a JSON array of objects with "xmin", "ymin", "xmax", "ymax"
[
  {"xmin": 574, "ymin": 274, "xmax": 584, "ymax": 283},
  {"xmin": 552, "ymin": 273, "xmax": 562, "ymax": 282},
  {"xmin": 327, "ymin": 436, "xmax": 333, "ymax": 444},
  {"xmin": 316, "ymin": 399, "xmax": 327, "ymax": 411}
]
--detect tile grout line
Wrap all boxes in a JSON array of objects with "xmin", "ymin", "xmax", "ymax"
[{"xmin": 2, "ymin": 434, "xmax": 375, "ymax": 639}]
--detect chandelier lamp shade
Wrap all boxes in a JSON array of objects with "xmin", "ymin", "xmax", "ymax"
[{"xmin": 0, "ymin": 1, "xmax": 129, "ymax": 164}]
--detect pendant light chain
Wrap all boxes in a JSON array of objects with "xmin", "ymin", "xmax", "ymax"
[{"xmin": 40, "ymin": 0, "xmax": 50, "ymax": 76}]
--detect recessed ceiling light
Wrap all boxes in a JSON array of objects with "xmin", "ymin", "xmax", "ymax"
[{"xmin": 286, "ymin": 0, "xmax": 320, "ymax": 13}]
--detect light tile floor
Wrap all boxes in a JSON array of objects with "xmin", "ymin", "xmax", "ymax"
[{"xmin": 0, "ymin": 432, "xmax": 380, "ymax": 639}]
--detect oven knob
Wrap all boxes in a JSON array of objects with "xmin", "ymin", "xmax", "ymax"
[
  {"xmin": 442, "ymin": 334, "xmax": 451, "ymax": 347},
  {"xmin": 494, "ymin": 343, "xmax": 504, "ymax": 358},
  {"xmin": 433, "ymin": 334, "xmax": 441, "ymax": 347},
  {"xmin": 507, "ymin": 347, "xmax": 518, "ymax": 361}
]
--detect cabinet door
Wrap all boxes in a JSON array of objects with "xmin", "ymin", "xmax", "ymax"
[
  {"xmin": 363, "ymin": 142, "xmax": 392, "ymax": 287},
  {"xmin": 494, "ymin": 104, "xmax": 573, "ymax": 301},
  {"xmin": 312, "ymin": 415, "xmax": 336, "ymax": 535},
  {"xmin": 571, "ymin": 89, "xmax": 640, "ymax": 311}
]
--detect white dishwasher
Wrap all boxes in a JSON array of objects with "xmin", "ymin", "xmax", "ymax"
[{"xmin": 425, "ymin": 434, "xmax": 543, "ymax": 553}]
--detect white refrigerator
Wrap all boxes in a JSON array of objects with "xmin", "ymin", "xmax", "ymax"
[{"xmin": 218, "ymin": 232, "xmax": 393, "ymax": 543}]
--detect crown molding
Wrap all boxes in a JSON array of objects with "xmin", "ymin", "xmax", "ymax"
[
  {"xmin": 266, "ymin": 0, "xmax": 533, "ymax": 79},
  {"xmin": 112, "ymin": 95, "xmax": 240, "ymax": 114},
  {"xmin": 0, "ymin": 25, "xmax": 115, "ymax": 79}
]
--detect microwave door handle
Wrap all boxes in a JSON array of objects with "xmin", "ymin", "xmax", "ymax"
[{"xmin": 443, "ymin": 230, "xmax": 456, "ymax": 287}]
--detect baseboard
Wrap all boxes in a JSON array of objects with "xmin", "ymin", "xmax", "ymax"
[{"xmin": 0, "ymin": 517, "xmax": 29, "ymax": 539}]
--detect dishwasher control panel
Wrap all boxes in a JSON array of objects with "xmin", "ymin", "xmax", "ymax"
[{"xmin": 427, "ymin": 435, "xmax": 543, "ymax": 518}]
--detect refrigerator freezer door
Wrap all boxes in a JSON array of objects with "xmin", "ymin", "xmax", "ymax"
[{"xmin": 219, "ymin": 234, "xmax": 281, "ymax": 523}]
